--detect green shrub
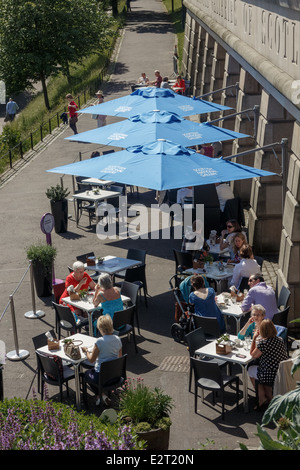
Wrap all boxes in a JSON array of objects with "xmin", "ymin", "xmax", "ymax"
[{"xmin": 26, "ymin": 243, "xmax": 57, "ymax": 268}]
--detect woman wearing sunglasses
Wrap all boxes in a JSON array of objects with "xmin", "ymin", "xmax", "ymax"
[{"xmin": 220, "ymin": 219, "xmax": 246, "ymax": 258}]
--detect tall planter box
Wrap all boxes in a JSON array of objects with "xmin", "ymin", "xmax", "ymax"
[
  {"xmin": 32, "ymin": 260, "xmax": 53, "ymax": 297},
  {"xmin": 51, "ymin": 199, "xmax": 68, "ymax": 233}
]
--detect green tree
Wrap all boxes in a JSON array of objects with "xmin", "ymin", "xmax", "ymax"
[{"xmin": 0, "ymin": 0, "xmax": 115, "ymax": 109}]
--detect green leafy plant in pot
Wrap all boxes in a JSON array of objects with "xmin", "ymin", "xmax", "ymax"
[
  {"xmin": 118, "ymin": 377, "xmax": 173, "ymax": 450},
  {"xmin": 26, "ymin": 243, "xmax": 57, "ymax": 297},
  {"xmin": 46, "ymin": 184, "xmax": 70, "ymax": 233}
]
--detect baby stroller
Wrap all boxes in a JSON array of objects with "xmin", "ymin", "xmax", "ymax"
[
  {"xmin": 169, "ymin": 273, "xmax": 209, "ymax": 342},
  {"xmin": 169, "ymin": 274, "xmax": 193, "ymax": 342}
]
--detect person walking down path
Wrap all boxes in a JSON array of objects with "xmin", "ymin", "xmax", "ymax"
[
  {"xmin": 66, "ymin": 93, "xmax": 78, "ymax": 135},
  {"xmin": 6, "ymin": 98, "xmax": 19, "ymax": 121}
]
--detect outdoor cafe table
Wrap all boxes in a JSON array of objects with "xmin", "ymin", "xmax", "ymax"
[
  {"xmin": 84, "ymin": 255, "xmax": 142, "ymax": 280},
  {"xmin": 63, "ymin": 293, "xmax": 131, "ymax": 336},
  {"xmin": 36, "ymin": 333, "xmax": 97, "ymax": 411},
  {"xmin": 80, "ymin": 178, "xmax": 115, "ymax": 188},
  {"xmin": 183, "ymin": 262, "xmax": 234, "ymax": 293},
  {"xmin": 72, "ymin": 189, "xmax": 120, "ymax": 225},
  {"xmin": 216, "ymin": 294, "xmax": 248, "ymax": 334},
  {"xmin": 195, "ymin": 335, "xmax": 253, "ymax": 412}
]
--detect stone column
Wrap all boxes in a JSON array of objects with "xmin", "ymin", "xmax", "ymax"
[
  {"xmin": 186, "ymin": 18, "xmax": 199, "ymax": 83},
  {"xmin": 230, "ymin": 69, "xmax": 262, "ymax": 201},
  {"xmin": 182, "ymin": 13, "xmax": 192, "ymax": 79},
  {"xmin": 192, "ymin": 26, "xmax": 206, "ymax": 96},
  {"xmin": 248, "ymin": 90, "xmax": 294, "ymax": 255},
  {"xmin": 278, "ymin": 121, "xmax": 300, "ymax": 326}
]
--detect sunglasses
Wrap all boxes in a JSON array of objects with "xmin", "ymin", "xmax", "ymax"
[
  {"xmin": 226, "ymin": 225, "xmax": 233, "ymax": 228},
  {"xmin": 248, "ymin": 278, "xmax": 255, "ymax": 283}
]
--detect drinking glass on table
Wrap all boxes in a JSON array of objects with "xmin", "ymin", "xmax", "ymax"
[{"xmin": 244, "ymin": 336, "xmax": 252, "ymax": 350}]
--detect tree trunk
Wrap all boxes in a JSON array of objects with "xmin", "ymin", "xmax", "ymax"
[{"xmin": 40, "ymin": 73, "xmax": 50, "ymax": 110}]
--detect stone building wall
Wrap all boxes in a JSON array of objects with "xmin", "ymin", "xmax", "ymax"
[{"xmin": 182, "ymin": 0, "xmax": 300, "ymax": 327}]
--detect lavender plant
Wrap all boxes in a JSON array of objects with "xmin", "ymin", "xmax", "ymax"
[{"xmin": 0, "ymin": 392, "xmax": 143, "ymax": 450}]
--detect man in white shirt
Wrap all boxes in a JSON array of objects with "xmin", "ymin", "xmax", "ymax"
[{"xmin": 215, "ymin": 182, "xmax": 234, "ymax": 212}]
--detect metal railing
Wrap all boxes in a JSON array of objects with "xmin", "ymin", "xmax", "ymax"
[
  {"xmin": 0, "ymin": 65, "xmax": 108, "ymax": 178},
  {"xmin": 0, "ymin": 261, "xmax": 46, "ymax": 363}
]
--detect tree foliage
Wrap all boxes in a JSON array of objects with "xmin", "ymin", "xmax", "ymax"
[{"xmin": 0, "ymin": 0, "xmax": 115, "ymax": 109}]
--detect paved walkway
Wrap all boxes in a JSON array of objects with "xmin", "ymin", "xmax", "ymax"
[{"xmin": 0, "ymin": 0, "xmax": 265, "ymax": 451}]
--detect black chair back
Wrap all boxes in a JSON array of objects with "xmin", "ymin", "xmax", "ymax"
[
  {"xmin": 191, "ymin": 358, "xmax": 223, "ymax": 388},
  {"xmin": 127, "ymin": 248, "xmax": 146, "ymax": 264},
  {"xmin": 277, "ymin": 286, "xmax": 291, "ymax": 310},
  {"xmin": 173, "ymin": 249, "xmax": 193, "ymax": 271},
  {"xmin": 32, "ymin": 330, "xmax": 57, "ymax": 350},
  {"xmin": 120, "ymin": 281, "xmax": 139, "ymax": 304},
  {"xmin": 99, "ymin": 354, "xmax": 127, "ymax": 389},
  {"xmin": 113, "ymin": 305, "xmax": 135, "ymax": 331},
  {"xmin": 36, "ymin": 351, "xmax": 61, "ymax": 383},
  {"xmin": 273, "ymin": 306, "xmax": 290, "ymax": 328},
  {"xmin": 185, "ymin": 327, "xmax": 207, "ymax": 357},
  {"xmin": 192, "ymin": 315, "xmax": 221, "ymax": 339}
]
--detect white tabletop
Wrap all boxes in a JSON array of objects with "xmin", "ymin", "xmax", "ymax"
[
  {"xmin": 72, "ymin": 189, "xmax": 120, "ymax": 202},
  {"xmin": 63, "ymin": 293, "xmax": 131, "ymax": 312},
  {"xmin": 216, "ymin": 294, "xmax": 244, "ymax": 318},
  {"xmin": 206, "ymin": 241, "xmax": 230, "ymax": 256},
  {"xmin": 195, "ymin": 334, "xmax": 252, "ymax": 365},
  {"xmin": 80, "ymin": 178, "xmax": 115, "ymax": 187},
  {"xmin": 184, "ymin": 262, "xmax": 234, "ymax": 280},
  {"xmin": 84, "ymin": 255, "xmax": 142, "ymax": 275},
  {"xmin": 37, "ymin": 333, "xmax": 97, "ymax": 364}
]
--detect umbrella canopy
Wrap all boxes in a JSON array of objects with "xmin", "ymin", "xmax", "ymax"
[
  {"xmin": 78, "ymin": 87, "xmax": 231, "ymax": 118},
  {"xmin": 47, "ymin": 140, "xmax": 277, "ymax": 191},
  {"xmin": 66, "ymin": 110, "xmax": 249, "ymax": 147}
]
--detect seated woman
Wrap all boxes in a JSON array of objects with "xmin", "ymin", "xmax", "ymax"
[
  {"xmin": 60, "ymin": 261, "xmax": 96, "ymax": 320},
  {"xmin": 229, "ymin": 244, "xmax": 261, "ymax": 290},
  {"xmin": 82, "ymin": 314, "xmax": 122, "ymax": 406},
  {"xmin": 189, "ymin": 274, "xmax": 226, "ymax": 333},
  {"xmin": 172, "ymin": 75, "xmax": 185, "ymax": 94},
  {"xmin": 93, "ymin": 273, "xmax": 123, "ymax": 320},
  {"xmin": 219, "ymin": 219, "xmax": 246, "ymax": 258},
  {"xmin": 248, "ymin": 319, "xmax": 288, "ymax": 410},
  {"xmin": 227, "ymin": 232, "xmax": 248, "ymax": 264},
  {"xmin": 238, "ymin": 304, "xmax": 266, "ymax": 341}
]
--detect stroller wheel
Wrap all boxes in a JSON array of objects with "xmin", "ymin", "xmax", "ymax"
[{"xmin": 171, "ymin": 323, "xmax": 185, "ymax": 342}]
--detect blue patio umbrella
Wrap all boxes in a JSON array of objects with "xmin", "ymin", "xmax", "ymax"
[
  {"xmin": 66, "ymin": 110, "xmax": 249, "ymax": 147},
  {"xmin": 47, "ymin": 140, "xmax": 277, "ymax": 191},
  {"xmin": 78, "ymin": 87, "xmax": 231, "ymax": 118}
]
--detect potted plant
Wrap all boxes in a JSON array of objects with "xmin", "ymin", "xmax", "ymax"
[
  {"xmin": 26, "ymin": 243, "xmax": 57, "ymax": 297},
  {"xmin": 118, "ymin": 377, "xmax": 174, "ymax": 450},
  {"xmin": 46, "ymin": 184, "xmax": 70, "ymax": 233}
]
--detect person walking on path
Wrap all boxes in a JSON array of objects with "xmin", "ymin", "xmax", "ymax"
[
  {"xmin": 6, "ymin": 98, "xmax": 19, "ymax": 121},
  {"xmin": 66, "ymin": 93, "xmax": 78, "ymax": 134},
  {"xmin": 127, "ymin": 0, "xmax": 131, "ymax": 12}
]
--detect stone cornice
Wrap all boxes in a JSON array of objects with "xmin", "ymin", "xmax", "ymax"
[{"xmin": 183, "ymin": 0, "xmax": 300, "ymax": 115}]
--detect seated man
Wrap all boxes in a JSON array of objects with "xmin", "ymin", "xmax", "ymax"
[
  {"xmin": 176, "ymin": 186, "xmax": 193, "ymax": 205},
  {"xmin": 137, "ymin": 72, "xmax": 149, "ymax": 84},
  {"xmin": 149, "ymin": 70, "xmax": 162, "ymax": 88},
  {"xmin": 215, "ymin": 182, "xmax": 235, "ymax": 212},
  {"xmin": 241, "ymin": 274, "xmax": 277, "ymax": 320}
]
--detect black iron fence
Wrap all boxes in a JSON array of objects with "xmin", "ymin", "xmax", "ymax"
[{"xmin": 0, "ymin": 65, "xmax": 108, "ymax": 177}]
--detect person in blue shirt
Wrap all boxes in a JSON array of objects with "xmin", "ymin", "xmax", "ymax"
[
  {"xmin": 6, "ymin": 98, "xmax": 19, "ymax": 121},
  {"xmin": 189, "ymin": 274, "xmax": 226, "ymax": 333},
  {"xmin": 93, "ymin": 273, "xmax": 123, "ymax": 320},
  {"xmin": 82, "ymin": 314, "xmax": 122, "ymax": 405}
]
